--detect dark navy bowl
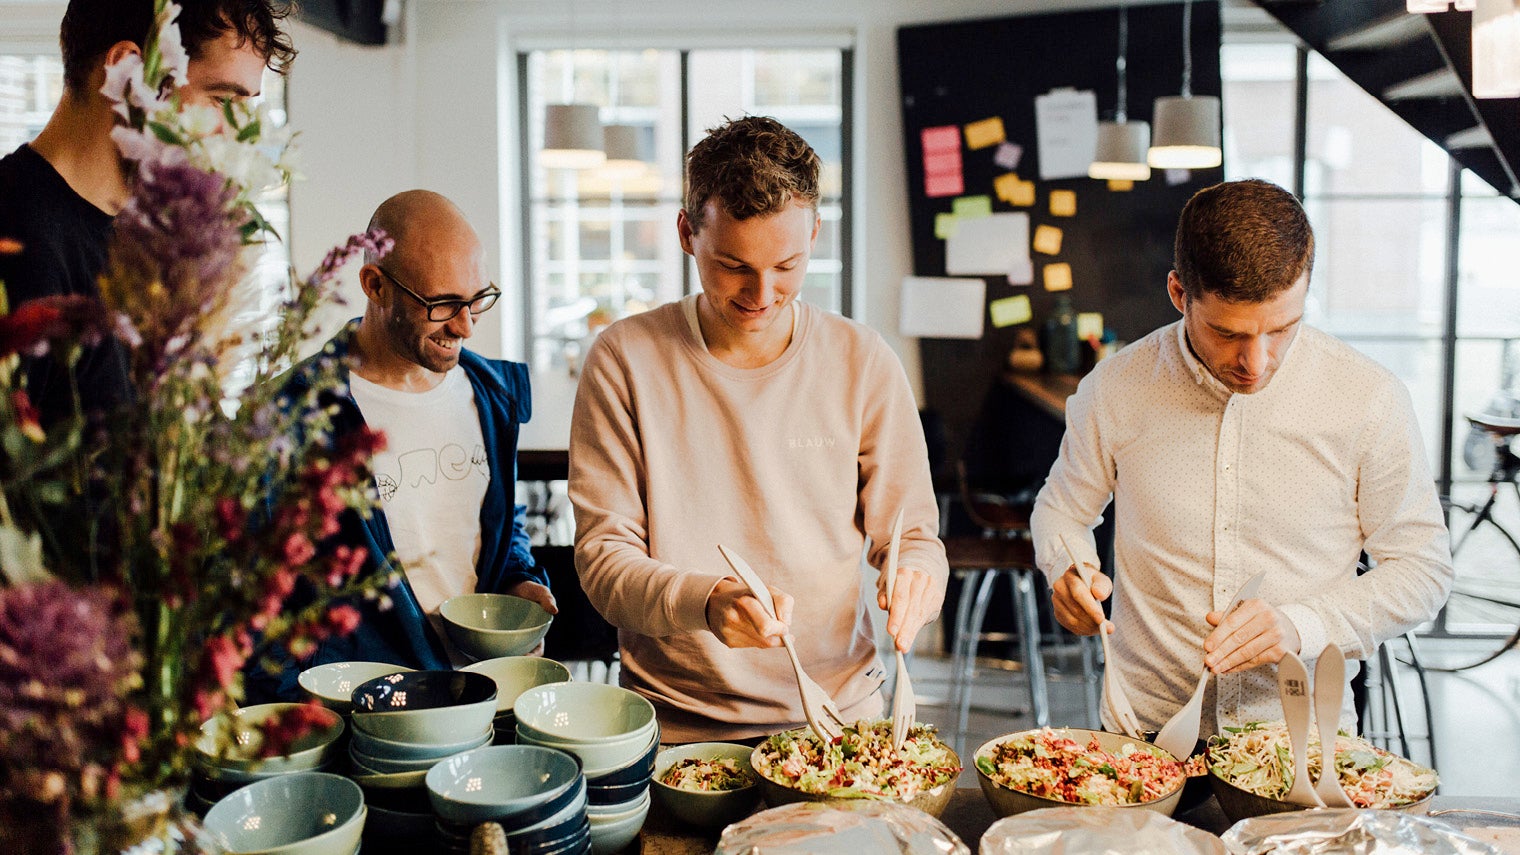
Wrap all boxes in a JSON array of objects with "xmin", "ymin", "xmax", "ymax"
[{"xmin": 584, "ymin": 728, "xmax": 659, "ymax": 788}]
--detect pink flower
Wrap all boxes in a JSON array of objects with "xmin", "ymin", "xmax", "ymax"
[
  {"xmin": 323, "ymin": 605, "xmax": 362, "ymax": 637},
  {"xmin": 202, "ymin": 635, "xmax": 246, "ymax": 691},
  {"xmin": 282, "ymin": 532, "xmax": 315, "ymax": 567},
  {"xmin": 216, "ymin": 496, "xmax": 245, "ymax": 543}
]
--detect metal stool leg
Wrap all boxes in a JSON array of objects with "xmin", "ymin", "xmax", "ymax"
[
  {"xmin": 1379, "ymin": 645, "xmax": 1413, "ymax": 761},
  {"xmin": 954, "ymin": 569, "xmax": 1000, "ymax": 754},
  {"xmin": 1081, "ymin": 635, "xmax": 1100, "ymax": 729},
  {"xmin": 1401, "ymin": 632, "xmax": 1439, "ymax": 772},
  {"xmin": 1012, "ymin": 570, "xmax": 1049, "ymax": 727},
  {"xmin": 947, "ymin": 570, "xmax": 981, "ymax": 750}
]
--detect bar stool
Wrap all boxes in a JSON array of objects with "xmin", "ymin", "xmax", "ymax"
[{"xmin": 1363, "ymin": 632, "xmax": 1439, "ymax": 772}]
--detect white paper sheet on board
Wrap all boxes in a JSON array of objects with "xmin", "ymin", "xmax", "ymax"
[
  {"xmin": 1034, "ymin": 88, "xmax": 1098, "ymax": 180},
  {"xmin": 899, "ymin": 276, "xmax": 986, "ymax": 339},
  {"xmin": 946, "ymin": 212, "xmax": 1030, "ymax": 276}
]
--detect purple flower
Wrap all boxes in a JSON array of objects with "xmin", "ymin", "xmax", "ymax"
[{"xmin": 0, "ymin": 581, "xmax": 141, "ymax": 811}]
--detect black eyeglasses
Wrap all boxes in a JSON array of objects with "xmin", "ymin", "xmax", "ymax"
[{"xmin": 376, "ymin": 265, "xmax": 501, "ymax": 322}]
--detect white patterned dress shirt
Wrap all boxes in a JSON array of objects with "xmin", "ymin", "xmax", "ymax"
[{"xmin": 1032, "ymin": 321, "xmax": 1453, "ymax": 735}]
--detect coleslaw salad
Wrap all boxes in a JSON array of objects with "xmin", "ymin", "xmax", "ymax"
[{"xmin": 1207, "ymin": 720, "xmax": 1437, "ymax": 809}]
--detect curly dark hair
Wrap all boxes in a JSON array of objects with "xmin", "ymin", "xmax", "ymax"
[
  {"xmin": 684, "ymin": 116, "xmax": 820, "ymax": 232},
  {"xmin": 1173, "ymin": 178, "xmax": 1315, "ymax": 303},
  {"xmin": 60, "ymin": 0, "xmax": 297, "ymax": 95}
]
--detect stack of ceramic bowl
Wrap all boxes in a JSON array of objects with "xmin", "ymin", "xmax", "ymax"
[
  {"xmin": 202, "ymin": 771, "xmax": 366, "ymax": 855},
  {"xmin": 348, "ymin": 670, "xmax": 498, "ymax": 848},
  {"xmin": 440, "ymin": 593, "xmax": 554, "ymax": 662},
  {"xmin": 298, "ymin": 661, "xmax": 415, "ymax": 714},
  {"xmin": 460, "ymin": 655, "xmax": 572, "ymax": 744},
  {"xmin": 190, "ymin": 703, "xmax": 346, "ymax": 816},
  {"xmin": 513, "ymin": 683, "xmax": 658, "ymax": 855},
  {"xmin": 427, "ymin": 745, "xmax": 590, "ymax": 854}
]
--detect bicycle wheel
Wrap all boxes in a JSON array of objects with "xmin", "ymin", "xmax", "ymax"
[{"xmin": 1426, "ymin": 495, "xmax": 1520, "ymax": 672}]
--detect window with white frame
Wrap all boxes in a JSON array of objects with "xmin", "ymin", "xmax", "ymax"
[{"xmin": 518, "ymin": 47, "xmax": 851, "ymax": 372}]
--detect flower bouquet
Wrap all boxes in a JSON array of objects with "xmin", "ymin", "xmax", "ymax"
[{"xmin": 0, "ymin": 2, "xmax": 398, "ymax": 851}]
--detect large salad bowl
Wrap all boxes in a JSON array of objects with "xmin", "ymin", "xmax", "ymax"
[
  {"xmin": 1205, "ymin": 721, "xmax": 1437, "ymax": 823},
  {"xmin": 748, "ymin": 721, "xmax": 960, "ymax": 818},
  {"xmin": 974, "ymin": 727, "xmax": 1187, "ymax": 818}
]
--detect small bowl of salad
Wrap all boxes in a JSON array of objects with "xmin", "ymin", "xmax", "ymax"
[
  {"xmin": 748, "ymin": 721, "xmax": 962, "ymax": 817},
  {"xmin": 1206, "ymin": 720, "xmax": 1437, "ymax": 823},
  {"xmin": 651, "ymin": 743, "xmax": 760, "ymax": 830},
  {"xmin": 974, "ymin": 727, "xmax": 1188, "ymax": 818}
]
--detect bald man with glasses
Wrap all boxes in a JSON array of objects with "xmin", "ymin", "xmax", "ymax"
[{"xmin": 248, "ymin": 190, "xmax": 553, "ymax": 699}]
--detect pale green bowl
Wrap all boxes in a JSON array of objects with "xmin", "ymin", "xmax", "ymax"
[
  {"xmin": 460, "ymin": 656, "xmax": 571, "ymax": 714},
  {"xmin": 439, "ymin": 594, "xmax": 553, "ymax": 660},
  {"xmin": 650, "ymin": 743, "xmax": 760, "ymax": 830},
  {"xmin": 202, "ymin": 772, "xmax": 365, "ymax": 855}
]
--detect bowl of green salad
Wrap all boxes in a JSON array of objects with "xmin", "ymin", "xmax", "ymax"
[
  {"xmin": 651, "ymin": 742, "xmax": 760, "ymax": 830},
  {"xmin": 748, "ymin": 720, "xmax": 961, "ymax": 818}
]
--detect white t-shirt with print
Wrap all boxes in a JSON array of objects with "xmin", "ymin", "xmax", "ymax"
[{"xmin": 349, "ymin": 367, "xmax": 489, "ymax": 644}]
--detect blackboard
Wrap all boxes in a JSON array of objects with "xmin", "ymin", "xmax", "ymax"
[{"xmin": 898, "ymin": 2, "xmax": 1223, "ymax": 480}]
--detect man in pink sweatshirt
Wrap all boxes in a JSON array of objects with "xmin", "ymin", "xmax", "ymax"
[{"xmin": 569, "ymin": 116, "xmax": 949, "ymax": 743}]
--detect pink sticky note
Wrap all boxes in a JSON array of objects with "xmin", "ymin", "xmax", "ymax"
[
  {"xmin": 925, "ymin": 171, "xmax": 964, "ymax": 198},
  {"xmin": 994, "ymin": 142, "xmax": 1023, "ymax": 171},
  {"xmin": 921, "ymin": 125, "xmax": 962, "ymax": 155},
  {"xmin": 924, "ymin": 151, "xmax": 962, "ymax": 176}
]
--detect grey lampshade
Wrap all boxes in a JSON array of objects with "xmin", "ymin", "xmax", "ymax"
[
  {"xmin": 542, "ymin": 103, "xmax": 605, "ymax": 169},
  {"xmin": 601, "ymin": 123, "xmax": 648, "ymax": 175},
  {"xmin": 1148, "ymin": 95, "xmax": 1222, "ymax": 169},
  {"xmin": 1089, "ymin": 120, "xmax": 1152, "ymax": 181}
]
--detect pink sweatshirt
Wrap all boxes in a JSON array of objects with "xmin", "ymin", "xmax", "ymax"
[{"xmin": 569, "ymin": 298, "xmax": 948, "ymax": 742}]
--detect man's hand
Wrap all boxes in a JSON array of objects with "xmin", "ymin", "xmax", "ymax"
[
  {"xmin": 504, "ymin": 579, "xmax": 559, "ymax": 616},
  {"xmin": 705, "ymin": 577, "xmax": 794, "ymax": 649},
  {"xmin": 1203, "ymin": 599, "xmax": 1300, "ymax": 674},
  {"xmin": 876, "ymin": 566, "xmax": 940, "ymax": 653},
  {"xmin": 1051, "ymin": 565, "xmax": 1111, "ymax": 636}
]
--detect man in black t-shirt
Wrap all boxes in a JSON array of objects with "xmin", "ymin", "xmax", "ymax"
[{"xmin": 0, "ymin": 0, "xmax": 296, "ymax": 424}]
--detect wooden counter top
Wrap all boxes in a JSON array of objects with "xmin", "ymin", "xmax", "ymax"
[
  {"xmin": 1003, "ymin": 372, "xmax": 1081, "ymax": 421},
  {"xmin": 637, "ymin": 783, "xmax": 1520, "ymax": 854}
]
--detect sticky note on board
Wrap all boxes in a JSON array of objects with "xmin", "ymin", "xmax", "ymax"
[
  {"xmin": 921, "ymin": 125, "xmax": 962, "ymax": 154},
  {"xmin": 926, "ymin": 172, "xmax": 964, "ymax": 198},
  {"xmin": 934, "ymin": 213, "xmax": 960, "ymax": 239},
  {"xmin": 963, "ymin": 116, "xmax": 1007, "ymax": 150},
  {"xmin": 946, "ymin": 212, "xmax": 1030, "ymax": 276},
  {"xmin": 994, "ymin": 142, "xmax": 1023, "ymax": 170},
  {"xmin": 1107, "ymin": 179, "xmax": 1134, "ymax": 192},
  {"xmin": 1049, "ymin": 190, "xmax": 1077, "ymax": 217},
  {"xmin": 1032, "ymin": 224, "xmax": 1063, "ymax": 255},
  {"xmin": 990, "ymin": 295, "xmax": 1033, "ymax": 328},
  {"xmin": 993, "ymin": 173, "xmax": 1021, "ymax": 202},
  {"xmin": 1077, "ymin": 312, "xmax": 1104, "ymax": 340},
  {"xmin": 998, "ymin": 176, "xmax": 1036, "ymax": 207},
  {"xmin": 899, "ymin": 276, "xmax": 986, "ymax": 339},
  {"xmin": 1007, "ymin": 257, "xmax": 1035, "ymax": 286},
  {"xmin": 1043, "ymin": 262, "xmax": 1073, "ymax": 292},
  {"xmin": 952, "ymin": 195, "xmax": 992, "ymax": 218}
]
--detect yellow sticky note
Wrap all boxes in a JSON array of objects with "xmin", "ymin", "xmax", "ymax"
[
  {"xmin": 1107, "ymin": 179, "xmax": 1134, "ymax": 192},
  {"xmin": 1077, "ymin": 312, "xmax": 1104, "ymax": 340},
  {"xmin": 989, "ymin": 295, "xmax": 1032, "ymax": 328},
  {"xmin": 993, "ymin": 173, "xmax": 1021, "ymax": 203},
  {"xmin": 1044, "ymin": 262, "xmax": 1073, "ymax": 292},
  {"xmin": 952, "ymin": 195, "xmax": 992, "ymax": 219},
  {"xmin": 963, "ymin": 116, "xmax": 1006, "ymax": 151},
  {"xmin": 1032, "ymin": 224, "xmax": 1063, "ymax": 255},
  {"xmin": 1050, "ymin": 190, "xmax": 1077, "ymax": 217},
  {"xmin": 1009, "ymin": 179, "xmax": 1037, "ymax": 207},
  {"xmin": 935, "ymin": 213, "xmax": 959, "ymax": 239}
]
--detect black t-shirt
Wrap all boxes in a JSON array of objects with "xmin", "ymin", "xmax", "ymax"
[{"xmin": 0, "ymin": 143, "xmax": 132, "ymax": 424}]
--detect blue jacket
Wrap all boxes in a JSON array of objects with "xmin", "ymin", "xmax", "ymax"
[{"xmin": 248, "ymin": 321, "xmax": 544, "ymax": 701}]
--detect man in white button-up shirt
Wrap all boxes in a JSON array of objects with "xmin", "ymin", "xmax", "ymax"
[{"xmin": 1032, "ymin": 179, "xmax": 1453, "ymax": 736}]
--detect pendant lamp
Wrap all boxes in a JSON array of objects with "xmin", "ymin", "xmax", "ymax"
[
  {"xmin": 1090, "ymin": 3, "xmax": 1152, "ymax": 181},
  {"xmin": 601, "ymin": 123, "xmax": 648, "ymax": 177},
  {"xmin": 1148, "ymin": 0, "xmax": 1222, "ymax": 170},
  {"xmin": 542, "ymin": 103, "xmax": 606, "ymax": 170}
]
